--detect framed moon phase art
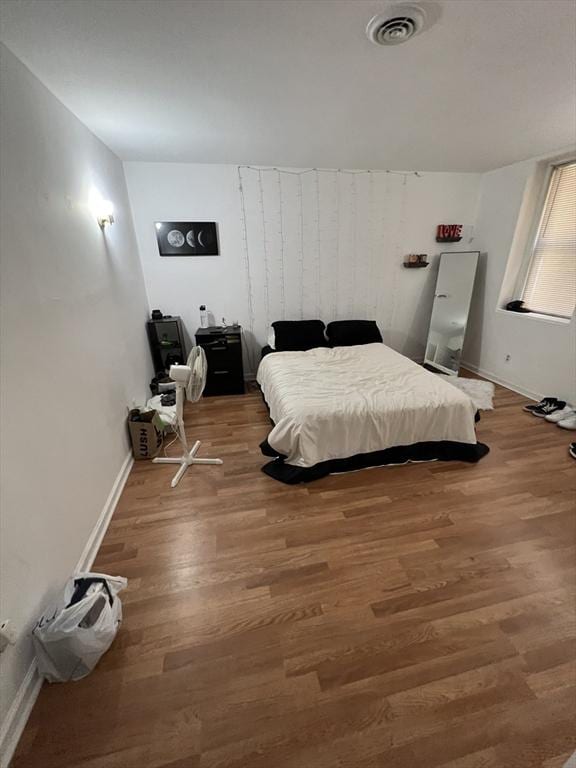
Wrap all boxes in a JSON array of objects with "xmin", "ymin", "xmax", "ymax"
[{"xmin": 155, "ymin": 222, "xmax": 219, "ymax": 256}]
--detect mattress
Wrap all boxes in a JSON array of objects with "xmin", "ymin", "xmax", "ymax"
[{"xmin": 256, "ymin": 343, "xmax": 488, "ymax": 482}]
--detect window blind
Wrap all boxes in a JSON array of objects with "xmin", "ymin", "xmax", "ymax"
[{"xmin": 522, "ymin": 161, "xmax": 576, "ymax": 318}]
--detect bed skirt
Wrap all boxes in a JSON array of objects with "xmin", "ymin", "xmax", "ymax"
[{"xmin": 260, "ymin": 438, "xmax": 490, "ymax": 484}]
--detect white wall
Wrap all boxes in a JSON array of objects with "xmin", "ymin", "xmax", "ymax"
[
  {"xmin": 463, "ymin": 155, "xmax": 576, "ymax": 403},
  {"xmin": 125, "ymin": 162, "xmax": 482, "ymax": 372},
  {"xmin": 126, "ymin": 156, "xmax": 574, "ymax": 398},
  {"xmin": 0, "ymin": 45, "xmax": 152, "ymax": 758}
]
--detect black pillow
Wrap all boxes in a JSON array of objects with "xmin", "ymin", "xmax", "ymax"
[
  {"xmin": 326, "ymin": 320, "xmax": 383, "ymax": 347},
  {"xmin": 271, "ymin": 320, "xmax": 328, "ymax": 351}
]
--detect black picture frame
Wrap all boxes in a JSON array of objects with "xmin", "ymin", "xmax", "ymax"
[{"xmin": 155, "ymin": 221, "xmax": 219, "ymax": 256}]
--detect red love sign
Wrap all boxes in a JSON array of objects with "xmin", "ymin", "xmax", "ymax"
[{"xmin": 436, "ymin": 224, "xmax": 463, "ymax": 241}]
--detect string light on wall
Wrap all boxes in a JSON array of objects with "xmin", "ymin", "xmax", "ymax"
[
  {"xmin": 236, "ymin": 165, "xmax": 424, "ymax": 368},
  {"xmin": 388, "ymin": 174, "xmax": 410, "ymax": 335},
  {"xmin": 237, "ymin": 166, "xmax": 421, "ymax": 178},
  {"xmin": 368, "ymin": 171, "xmax": 377, "ymax": 320},
  {"xmin": 350, "ymin": 173, "xmax": 358, "ymax": 317},
  {"xmin": 236, "ymin": 167, "xmax": 258, "ymax": 374},
  {"xmin": 333, "ymin": 171, "xmax": 340, "ymax": 320},
  {"xmin": 314, "ymin": 170, "xmax": 322, "ymax": 317},
  {"xmin": 277, "ymin": 170, "xmax": 286, "ymax": 320},
  {"xmin": 257, "ymin": 169, "xmax": 272, "ymax": 324},
  {"xmin": 375, "ymin": 172, "xmax": 389, "ymax": 325},
  {"xmin": 297, "ymin": 174, "xmax": 305, "ymax": 319}
]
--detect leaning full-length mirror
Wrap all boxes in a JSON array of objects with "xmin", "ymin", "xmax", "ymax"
[{"xmin": 424, "ymin": 251, "xmax": 479, "ymax": 375}]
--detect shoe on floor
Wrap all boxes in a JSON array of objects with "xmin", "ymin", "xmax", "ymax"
[
  {"xmin": 545, "ymin": 405, "xmax": 575, "ymax": 423},
  {"xmin": 557, "ymin": 413, "xmax": 576, "ymax": 430},
  {"xmin": 523, "ymin": 397, "xmax": 558, "ymax": 413},
  {"xmin": 569, "ymin": 443, "xmax": 576, "ymax": 460},
  {"xmin": 531, "ymin": 400, "xmax": 567, "ymax": 418}
]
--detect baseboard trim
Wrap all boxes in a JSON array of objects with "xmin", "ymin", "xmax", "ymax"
[
  {"xmin": 75, "ymin": 451, "xmax": 134, "ymax": 573},
  {"xmin": 460, "ymin": 361, "xmax": 540, "ymax": 402},
  {"xmin": 0, "ymin": 451, "xmax": 133, "ymax": 768},
  {"xmin": 0, "ymin": 665, "xmax": 42, "ymax": 768}
]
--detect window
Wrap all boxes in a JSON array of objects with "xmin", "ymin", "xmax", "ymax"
[{"xmin": 521, "ymin": 160, "xmax": 576, "ymax": 319}]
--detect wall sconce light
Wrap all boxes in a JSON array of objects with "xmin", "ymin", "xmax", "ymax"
[
  {"xmin": 90, "ymin": 188, "xmax": 115, "ymax": 229},
  {"xmin": 97, "ymin": 199, "xmax": 115, "ymax": 229}
]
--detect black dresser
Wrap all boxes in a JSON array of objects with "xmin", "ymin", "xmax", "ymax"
[{"xmin": 194, "ymin": 326, "xmax": 245, "ymax": 396}]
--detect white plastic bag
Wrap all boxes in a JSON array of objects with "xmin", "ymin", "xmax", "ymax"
[{"xmin": 32, "ymin": 572, "xmax": 127, "ymax": 683}]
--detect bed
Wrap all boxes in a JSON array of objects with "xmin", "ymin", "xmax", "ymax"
[{"xmin": 256, "ymin": 342, "xmax": 489, "ymax": 483}]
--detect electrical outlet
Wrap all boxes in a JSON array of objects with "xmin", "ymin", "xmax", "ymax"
[
  {"xmin": 505, "ymin": 354, "xmax": 511, "ymax": 362},
  {"xmin": 0, "ymin": 620, "xmax": 17, "ymax": 652}
]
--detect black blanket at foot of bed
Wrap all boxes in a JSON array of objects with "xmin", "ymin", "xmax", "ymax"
[{"xmin": 259, "ymin": 439, "xmax": 490, "ymax": 484}]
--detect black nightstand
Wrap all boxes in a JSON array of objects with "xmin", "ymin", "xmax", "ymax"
[
  {"xmin": 195, "ymin": 326, "xmax": 245, "ymax": 396},
  {"xmin": 146, "ymin": 316, "xmax": 186, "ymax": 373}
]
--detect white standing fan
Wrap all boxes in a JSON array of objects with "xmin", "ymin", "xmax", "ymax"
[{"xmin": 153, "ymin": 346, "xmax": 222, "ymax": 487}]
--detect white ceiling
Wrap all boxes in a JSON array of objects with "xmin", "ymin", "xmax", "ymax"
[{"xmin": 1, "ymin": 0, "xmax": 574, "ymax": 171}]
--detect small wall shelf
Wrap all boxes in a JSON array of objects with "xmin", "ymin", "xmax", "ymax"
[{"xmin": 403, "ymin": 261, "xmax": 429, "ymax": 268}]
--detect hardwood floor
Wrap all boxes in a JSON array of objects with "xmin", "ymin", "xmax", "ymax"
[{"xmin": 14, "ymin": 379, "xmax": 576, "ymax": 768}]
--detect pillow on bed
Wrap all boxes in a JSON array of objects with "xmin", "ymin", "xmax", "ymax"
[
  {"xmin": 271, "ymin": 320, "xmax": 328, "ymax": 351},
  {"xmin": 326, "ymin": 320, "xmax": 383, "ymax": 347}
]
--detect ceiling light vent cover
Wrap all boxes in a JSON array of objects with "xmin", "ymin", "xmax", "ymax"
[{"xmin": 366, "ymin": 4, "xmax": 427, "ymax": 46}]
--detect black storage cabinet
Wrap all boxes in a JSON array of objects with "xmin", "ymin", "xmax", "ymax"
[
  {"xmin": 195, "ymin": 326, "xmax": 245, "ymax": 396},
  {"xmin": 146, "ymin": 316, "xmax": 187, "ymax": 373}
]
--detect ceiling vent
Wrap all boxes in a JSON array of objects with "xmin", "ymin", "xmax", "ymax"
[{"xmin": 366, "ymin": 4, "xmax": 427, "ymax": 46}]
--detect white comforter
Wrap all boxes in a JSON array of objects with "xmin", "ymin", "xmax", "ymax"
[{"xmin": 256, "ymin": 343, "xmax": 478, "ymax": 467}]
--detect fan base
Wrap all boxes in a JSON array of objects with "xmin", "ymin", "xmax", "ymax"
[{"xmin": 153, "ymin": 440, "xmax": 223, "ymax": 487}]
